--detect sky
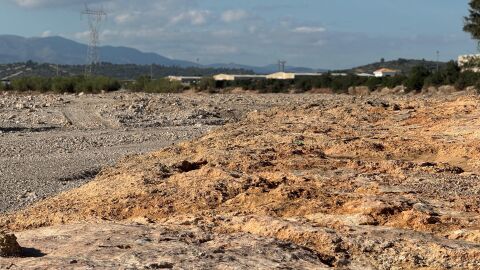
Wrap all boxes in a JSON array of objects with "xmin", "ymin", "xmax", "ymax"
[{"xmin": 0, "ymin": 0, "xmax": 477, "ymax": 69}]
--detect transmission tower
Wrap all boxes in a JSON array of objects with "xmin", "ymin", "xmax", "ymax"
[
  {"xmin": 278, "ymin": 60, "xmax": 287, "ymax": 72},
  {"xmin": 81, "ymin": 4, "xmax": 106, "ymax": 76}
]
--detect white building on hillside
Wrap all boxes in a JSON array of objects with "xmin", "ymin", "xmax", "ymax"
[
  {"xmin": 266, "ymin": 72, "xmax": 323, "ymax": 80},
  {"xmin": 356, "ymin": 73, "xmax": 375, "ymax": 77},
  {"xmin": 458, "ymin": 54, "xmax": 480, "ymax": 72},
  {"xmin": 266, "ymin": 72, "xmax": 296, "ymax": 80},
  {"xmin": 167, "ymin": 76, "xmax": 202, "ymax": 85},
  {"xmin": 373, "ymin": 68, "xmax": 399, "ymax": 77},
  {"xmin": 213, "ymin": 74, "xmax": 267, "ymax": 81}
]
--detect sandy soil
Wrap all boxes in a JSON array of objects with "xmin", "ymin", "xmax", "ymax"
[{"xmin": 1, "ymin": 91, "xmax": 480, "ymax": 269}]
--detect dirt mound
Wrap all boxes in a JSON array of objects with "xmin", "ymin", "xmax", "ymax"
[{"xmin": 1, "ymin": 94, "xmax": 480, "ymax": 268}]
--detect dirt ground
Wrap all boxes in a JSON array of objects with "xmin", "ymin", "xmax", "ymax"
[
  {"xmin": 0, "ymin": 92, "xmax": 325, "ymax": 213},
  {"xmin": 1, "ymin": 91, "xmax": 480, "ymax": 269}
]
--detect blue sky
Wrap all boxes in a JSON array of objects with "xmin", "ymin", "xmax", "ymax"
[{"xmin": 0, "ymin": 0, "xmax": 477, "ymax": 69}]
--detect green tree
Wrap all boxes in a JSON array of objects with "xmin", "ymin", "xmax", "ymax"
[
  {"xmin": 405, "ymin": 65, "xmax": 431, "ymax": 92},
  {"xmin": 442, "ymin": 61, "xmax": 461, "ymax": 85},
  {"xmin": 464, "ymin": 0, "xmax": 480, "ymax": 50}
]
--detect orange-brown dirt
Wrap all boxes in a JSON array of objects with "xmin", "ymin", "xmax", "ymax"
[{"xmin": 1, "ymin": 93, "xmax": 480, "ymax": 269}]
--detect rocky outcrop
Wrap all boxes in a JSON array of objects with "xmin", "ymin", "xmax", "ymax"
[{"xmin": 0, "ymin": 222, "xmax": 330, "ymax": 269}]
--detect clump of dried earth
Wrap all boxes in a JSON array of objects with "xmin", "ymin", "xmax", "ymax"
[
  {"xmin": 1, "ymin": 91, "xmax": 480, "ymax": 269},
  {"xmin": 0, "ymin": 231, "xmax": 22, "ymax": 258}
]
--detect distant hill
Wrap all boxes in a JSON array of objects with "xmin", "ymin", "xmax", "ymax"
[
  {"xmin": 0, "ymin": 35, "xmax": 199, "ymax": 67},
  {"xmin": 0, "ymin": 35, "xmax": 326, "ymax": 74},
  {"xmin": 0, "ymin": 62, "xmax": 254, "ymax": 80},
  {"xmin": 343, "ymin": 58, "xmax": 448, "ymax": 74}
]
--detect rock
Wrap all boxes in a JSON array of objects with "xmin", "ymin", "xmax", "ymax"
[
  {"xmin": 378, "ymin": 85, "xmax": 406, "ymax": 95},
  {"xmin": 447, "ymin": 229, "xmax": 480, "ymax": 243},
  {"xmin": 0, "ymin": 231, "xmax": 22, "ymax": 257},
  {"xmin": 0, "ymin": 223, "xmax": 329, "ymax": 269},
  {"xmin": 438, "ymin": 85, "xmax": 457, "ymax": 94},
  {"xmin": 465, "ymin": 86, "xmax": 478, "ymax": 94},
  {"xmin": 348, "ymin": 86, "xmax": 370, "ymax": 96},
  {"xmin": 422, "ymin": 86, "xmax": 438, "ymax": 95}
]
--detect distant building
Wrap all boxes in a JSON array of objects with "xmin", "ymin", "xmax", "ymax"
[
  {"xmin": 0, "ymin": 79, "xmax": 10, "ymax": 86},
  {"xmin": 167, "ymin": 76, "xmax": 202, "ymax": 85},
  {"xmin": 266, "ymin": 72, "xmax": 323, "ymax": 80},
  {"xmin": 458, "ymin": 54, "xmax": 480, "ymax": 72},
  {"xmin": 373, "ymin": 68, "xmax": 399, "ymax": 77},
  {"xmin": 356, "ymin": 73, "xmax": 375, "ymax": 77},
  {"xmin": 213, "ymin": 74, "xmax": 267, "ymax": 81},
  {"xmin": 266, "ymin": 72, "xmax": 296, "ymax": 80}
]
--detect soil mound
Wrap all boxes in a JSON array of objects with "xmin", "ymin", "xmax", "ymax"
[{"xmin": 1, "ymin": 94, "xmax": 480, "ymax": 268}]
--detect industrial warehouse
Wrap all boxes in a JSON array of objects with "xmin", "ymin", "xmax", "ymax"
[{"xmin": 168, "ymin": 71, "xmax": 356, "ymax": 84}]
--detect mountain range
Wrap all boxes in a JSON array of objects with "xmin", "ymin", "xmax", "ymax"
[{"xmin": 0, "ymin": 35, "xmax": 325, "ymax": 74}]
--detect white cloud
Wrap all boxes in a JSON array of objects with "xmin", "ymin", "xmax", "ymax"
[
  {"xmin": 212, "ymin": 30, "xmax": 235, "ymax": 37},
  {"xmin": 293, "ymin": 26, "xmax": 326, "ymax": 34},
  {"xmin": 221, "ymin": 9, "xmax": 248, "ymax": 23},
  {"xmin": 114, "ymin": 13, "xmax": 136, "ymax": 24},
  {"xmin": 12, "ymin": 0, "xmax": 103, "ymax": 8},
  {"xmin": 41, "ymin": 30, "xmax": 52, "ymax": 37},
  {"xmin": 74, "ymin": 31, "xmax": 90, "ymax": 40},
  {"xmin": 170, "ymin": 10, "xmax": 210, "ymax": 26}
]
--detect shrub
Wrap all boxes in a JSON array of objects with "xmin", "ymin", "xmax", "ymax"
[
  {"xmin": 197, "ymin": 77, "xmax": 216, "ymax": 92},
  {"xmin": 405, "ymin": 65, "xmax": 431, "ymax": 92},
  {"xmin": 455, "ymin": 71, "xmax": 480, "ymax": 90},
  {"xmin": 145, "ymin": 78, "xmax": 184, "ymax": 93},
  {"xmin": 382, "ymin": 75, "xmax": 407, "ymax": 89},
  {"xmin": 52, "ymin": 77, "xmax": 76, "ymax": 93},
  {"xmin": 9, "ymin": 76, "xmax": 121, "ymax": 93}
]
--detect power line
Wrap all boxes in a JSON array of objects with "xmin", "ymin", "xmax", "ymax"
[{"xmin": 81, "ymin": 4, "xmax": 107, "ymax": 76}]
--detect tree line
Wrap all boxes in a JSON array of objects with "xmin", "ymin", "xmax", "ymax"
[
  {"xmin": 0, "ymin": 76, "xmax": 121, "ymax": 93},
  {"xmin": 0, "ymin": 61, "xmax": 253, "ymax": 80},
  {"xmin": 2, "ymin": 62, "xmax": 480, "ymax": 94},
  {"xmin": 196, "ymin": 61, "xmax": 479, "ymax": 93}
]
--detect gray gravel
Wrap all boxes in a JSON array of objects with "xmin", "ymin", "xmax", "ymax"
[{"xmin": 0, "ymin": 91, "xmax": 337, "ymax": 213}]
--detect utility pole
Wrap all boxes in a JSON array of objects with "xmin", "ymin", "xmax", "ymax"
[
  {"xmin": 81, "ymin": 4, "xmax": 107, "ymax": 76},
  {"xmin": 436, "ymin": 50, "xmax": 440, "ymax": 73},
  {"xmin": 278, "ymin": 60, "xmax": 287, "ymax": 72},
  {"xmin": 150, "ymin": 64, "xmax": 153, "ymax": 80}
]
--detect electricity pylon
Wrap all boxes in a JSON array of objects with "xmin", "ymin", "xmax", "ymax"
[{"xmin": 81, "ymin": 4, "xmax": 106, "ymax": 76}]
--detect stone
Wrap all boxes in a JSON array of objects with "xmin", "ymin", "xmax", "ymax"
[{"xmin": 0, "ymin": 231, "xmax": 22, "ymax": 257}]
